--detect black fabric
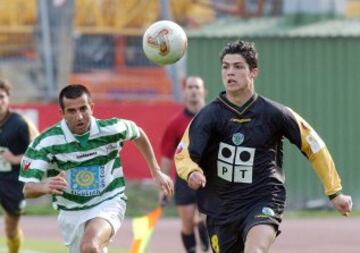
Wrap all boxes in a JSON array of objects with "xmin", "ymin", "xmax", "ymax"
[
  {"xmin": 187, "ymin": 93, "xmax": 303, "ymax": 224},
  {"xmin": 206, "ymin": 202, "xmax": 281, "ymax": 253},
  {"xmin": 198, "ymin": 220, "xmax": 210, "ymax": 251},
  {"xmin": 181, "ymin": 232, "xmax": 196, "ymax": 253},
  {"xmin": 174, "ymin": 175, "xmax": 197, "ymax": 205},
  {"xmin": 0, "ymin": 112, "xmax": 31, "ymax": 180}
]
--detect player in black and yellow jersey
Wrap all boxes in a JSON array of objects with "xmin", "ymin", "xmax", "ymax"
[
  {"xmin": 0, "ymin": 79, "xmax": 38, "ymax": 253},
  {"xmin": 175, "ymin": 40, "xmax": 352, "ymax": 253}
]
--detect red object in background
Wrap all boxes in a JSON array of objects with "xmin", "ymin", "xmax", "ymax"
[{"xmin": 13, "ymin": 102, "xmax": 182, "ymax": 179}]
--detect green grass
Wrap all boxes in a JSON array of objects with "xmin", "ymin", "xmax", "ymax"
[{"xmin": 0, "ymin": 237, "xmax": 126, "ymax": 253}]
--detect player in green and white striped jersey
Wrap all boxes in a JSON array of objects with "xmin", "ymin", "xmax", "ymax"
[{"xmin": 19, "ymin": 84, "xmax": 174, "ymax": 253}]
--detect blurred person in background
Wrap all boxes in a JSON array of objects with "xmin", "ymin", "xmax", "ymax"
[
  {"xmin": 0, "ymin": 79, "xmax": 38, "ymax": 253},
  {"xmin": 175, "ymin": 40, "xmax": 352, "ymax": 253},
  {"xmin": 160, "ymin": 76, "xmax": 209, "ymax": 253},
  {"xmin": 19, "ymin": 84, "xmax": 174, "ymax": 253}
]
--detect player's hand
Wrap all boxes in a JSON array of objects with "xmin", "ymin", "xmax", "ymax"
[
  {"xmin": 42, "ymin": 171, "xmax": 68, "ymax": 195},
  {"xmin": 187, "ymin": 171, "xmax": 206, "ymax": 190},
  {"xmin": 153, "ymin": 170, "xmax": 174, "ymax": 197},
  {"xmin": 331, "ymin": 194, "xmax": 353, "ymax": 216}
]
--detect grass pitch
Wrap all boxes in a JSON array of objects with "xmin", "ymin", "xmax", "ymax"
[{"xmin": 0, "ymin": 237, "xmax": 125, "ymax": 253}]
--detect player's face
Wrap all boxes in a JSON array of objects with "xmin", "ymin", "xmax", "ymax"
[
  {"xmin": 183, "ymin": 78, "xmax": 206, "ymax": 104},
  {"xmin": 60, "ymin": 94, "xmax": 94, "ymax": 135},
  {"xmin": 221, "ymin": 54, "xmax": 257, "ymax": 93},
  {"xmin": 0, "ymin": 88, "xmax": 9, "ymax": 117}
]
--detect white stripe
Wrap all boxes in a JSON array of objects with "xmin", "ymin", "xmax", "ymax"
[
  {"xmin": 54, "ymin": 143, "xmax": 119, "ymax": 163},
  {"xmin": 35, "ymin": 134, "xmax": 67, "ymax": 149}
]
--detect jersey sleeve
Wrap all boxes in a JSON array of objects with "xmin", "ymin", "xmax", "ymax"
[
  {"xmin": 118, "ymin": 119, "xmax": 141, "ymax": 140},
  {"xmin": 282, "ymin": 107, "xmax": 342, "ymax": 197},
  {"xmin": 175, "ymin": 106, "xmax": 214, "ymax": 180},
  {"xmin": 19, "ymin": 135, "xmax": 52, "ymax": 183},
  {"xmin": 174, "ymin": 125, "xmax": 204, "ymax": 180}
]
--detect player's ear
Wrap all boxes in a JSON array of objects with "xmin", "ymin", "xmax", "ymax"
[{"xmin": 251, "ymin": 68, "xmax": 259, "ymax": 79}]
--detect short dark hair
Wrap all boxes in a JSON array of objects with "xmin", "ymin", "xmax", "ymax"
[
  {"xmin": 59, "ymin": 84, "xmax": 92, "ymax": 110},
  {"xmin": 219, "ymin": 40, "xmax": 258, "ymax": 70},
  {"xmin": 0, "ymin": 79, "xmax": 12, "ymax": 95}
]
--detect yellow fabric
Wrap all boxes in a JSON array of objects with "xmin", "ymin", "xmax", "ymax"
[
  {"xmin": 174, "ymin": 126, "xmax": 204, "ymax": 181},
  {"xmin": 130, "ymin": 208, "xmax": 162, "ymax": 253},
  {"xmin": 6, "ymin": 230, "xmax": 23, "ymax": 253},
  {"xmin": 288, "ymin": 108, "xmax": 342, "ymax": 196},
  {"xmin": 170, "ymin": 0, "xmax": 215, "ymax": 27}
]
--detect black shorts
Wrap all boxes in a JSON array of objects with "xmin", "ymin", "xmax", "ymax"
[
  {"xmin": 0, "ymin": 179, "xmax": 25, "ymax": 216},
  {"xmin": 174, "ymin": 175, "xmax": 197, "ymax": 206},
  {"xmin": 206, "ymin": 202, "xmax": 282, "ymax": 253}
]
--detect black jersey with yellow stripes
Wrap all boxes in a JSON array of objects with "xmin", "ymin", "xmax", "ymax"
[
  {"xmin": 176, "ymin": 91, "xmax": 341, "ymax": 224},
  {"xmin": 0, "ymin": 111, "xmax": 37, "ymax": 181}
]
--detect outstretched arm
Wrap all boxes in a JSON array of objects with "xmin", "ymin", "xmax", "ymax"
[
  {"xmin": 283, "ymin": 107, "xmax": 352, "ymax": 216},
  {"xmin": 23, "ymin": 171, "xmax": 68, "ymax": 198},
  {"xmin": 133, "ymin": 128, "xmax": 174, "ymax": 197}
]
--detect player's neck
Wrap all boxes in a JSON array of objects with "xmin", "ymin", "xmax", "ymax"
[{"xmin": 226, "ymin": 89, "xmax": 254, "ymax": 107}]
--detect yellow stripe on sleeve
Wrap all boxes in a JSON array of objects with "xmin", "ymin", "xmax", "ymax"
[
  {"xmin": 288, "ymin": 108, "xmax": 342, "ymax": 196},
  {"xmin": 174, "ymin": 126, "xmax": 204, "ymax": 181}
]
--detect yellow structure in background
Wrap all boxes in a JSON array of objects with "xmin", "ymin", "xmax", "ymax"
[
  {"xmin": 0, "ymin": 0, "xmax": 36, "ymax": 56},
  {"xmin": 346, "ymin": 0, "xmax": 360, "ymax": 17},
  {"xmin": 0, "ymin": 0, "xmax": 214, "ymax": 34}
]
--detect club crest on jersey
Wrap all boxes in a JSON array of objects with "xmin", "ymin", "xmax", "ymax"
[
  {"xmin": 22, "ymin": 159, "xmax": 32, "ymax": 171},
  {"xmin": 232, "ymin": 132, "xmax": 244, "ymax": 145}
]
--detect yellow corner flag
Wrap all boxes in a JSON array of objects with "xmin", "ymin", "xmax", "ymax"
[{"xmin": 130, "ymin": 207, "xmax": 162, "ymax": 253}]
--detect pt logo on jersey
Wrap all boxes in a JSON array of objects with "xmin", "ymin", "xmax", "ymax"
[
  {"xmin": 217, "ymin": 142, "xmax": 255, "ymax": 183},
  {"xmin": 232, "ymin": 132, "xmax": 244, "ymax": 145}
]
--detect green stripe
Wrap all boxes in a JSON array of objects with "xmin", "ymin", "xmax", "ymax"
[
  {"xmin": 32, "ymin": 124, "xmax": 62, "ymax": 148},
  {"xmin": 97, "ymin": 118, "xmax": 118, "ymax": 127},
  {"xmin": 60, "ymin": 177, "xmax": 125, "ymax": 204},
  {"xmin": 111, "ymin": 158, "xmax": 121, "ymax": 173},
  {"xmin": 20, "ymin": 168, "xmax": 45, "ymax": 180},
  {"xmin": 47, "ymin": 169, "xmax": 60, "ymax": 177},
  {"xmin": 25, "ymin": 147, "xmax": 51, "ymax": 162},
  {"xmin": 57, "ymin": 193, "xmax": 127, "ymax": 211},
  {"xmin": 56, "ymin": 150, "xmax": 119, "ymax": 170}
]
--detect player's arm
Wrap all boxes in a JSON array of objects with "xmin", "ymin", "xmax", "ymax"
[
  {"xmin": 23, "ymin": 171, "xmax": 68, "ymax": 198},
  {"xmin": 133, "ymin": 127, "xmax": 174, "ymax": 196},
  {"xmin": 282, "ymin": 107, "xmax": 352, "ymax": 215},
  {"xmin": 175, "ymin": 107, "xmax": 214, "ymax": 189},
  {"xmin": 174, "ymin": 126, "xmax": 205, "ymax": 185},
  {"xmin": 20, "ymin": 133, "xmax": 67, "ymax": 198},
  {"xmin": 2, "ymin": 116, "xmax": 39, "ymax": 165}
]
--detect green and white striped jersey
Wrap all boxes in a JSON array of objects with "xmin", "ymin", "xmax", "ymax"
[{"xmin": 19, "ymin": 116, "xmax": 140, "ymax": 211}]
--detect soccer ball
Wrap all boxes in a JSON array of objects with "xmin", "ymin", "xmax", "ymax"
[{"xmin": 142, "ymin": 20, "xmax": 188, "ymax": 65}]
